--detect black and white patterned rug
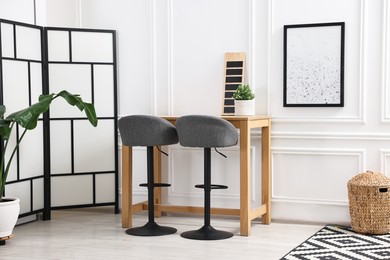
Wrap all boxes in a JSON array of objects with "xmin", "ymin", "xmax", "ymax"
[{"xmin": 281, "ymin": 225, "xmax": 390, "ymax": 260}]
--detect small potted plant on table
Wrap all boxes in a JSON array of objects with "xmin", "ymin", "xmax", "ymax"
[
  {"xmin": 0, "ymin": 90, "xmax": 97, "ymax": 244},
  {"xmin": 233, "ymin": 84, "xmax": 255, "ymax": 115}
]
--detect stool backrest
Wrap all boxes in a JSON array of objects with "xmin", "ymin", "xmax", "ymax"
[{"xmin": 176, "ymin": 115, "xmax": 238, "ymax": 148}]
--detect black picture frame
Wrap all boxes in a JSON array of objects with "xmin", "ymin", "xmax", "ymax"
[{"xmin": 283, "ymin": 22, "xmax": 345, "ymax": 107}]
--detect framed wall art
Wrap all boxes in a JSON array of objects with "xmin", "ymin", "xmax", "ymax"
[{"xmin": 283, "ymin": 22, "xmax": 345, "ymax": 107}]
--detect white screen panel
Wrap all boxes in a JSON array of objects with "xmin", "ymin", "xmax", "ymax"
[
  {"xmin": 51, "ymin": 175, "xmax": 93, "ymax": 206},
  {"xmin": 96, "ymin": 174, "xmax": 115, "ymax": 203},
  {"xmin": 15, "ymin": 25, "xmax": 41, "ymax": 60},
  {"xmin": 2, "ymin": 60, "xmax": 29, "ymax": 112},
  {"xmin": 5, "ymin": 181, "xmax": 30, "ymax": 214},
  {"xmin": 4, "ymin": 128, "xmax": 17, "ymax": 182},
  {"xmin": 94, "ymin": 65, "xmax": 114, "ymax": 117},
  {"xmin": 71, "ymin": 31, "xmax": 113, "ymax": 62},
  {"xmin": 19, "ymin": 123, "xmax": 44, "ymax": 179},
  {"xmin": 48, "ymin": 63, "xmax": 92, "ymax": 118},
  {"xmin": 47, "ymin": 30, "xmax": 70, "ymax": 62},
  {"xmin": 30, "ymin": 62, "xmax": 43, "ymax": 103},
  {"xmin": 74, "ymin": 120, "xmax": 114, "ymax": 172},
  {"xmin": 50, "ymin": 121, "xmax": 72, "ymax": 174},
  {"xmin": 1, "ymin": 23, "xmax": 14, "ymax": 58},
  {"xmin": 33, "ymin": 178, "xmax": 44, "ymax": 211}
]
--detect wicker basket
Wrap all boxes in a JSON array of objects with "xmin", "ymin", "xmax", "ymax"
[{"xmin": 348, "ymin": 171, "xmax": 390, "ymax": 235}]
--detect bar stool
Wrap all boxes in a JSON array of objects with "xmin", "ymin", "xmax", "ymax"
[
  {"xmin": 176, "ymin": 115, "xmax": 238, "ymax": 240},
  {"xmin": 118, "ymin": 115, "xmax": 178, "ymax": 236}
]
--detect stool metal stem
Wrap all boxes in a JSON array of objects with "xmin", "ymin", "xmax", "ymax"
[
  {"xmin": 147, "ymin": 146, "xmax": 155, "ymax": 223},
  {"xmin": 181, "ymin": 147, "xmax": 233, "ymax": 240},
  {"xmin": 204, "ymin": 148, "xmax": 211, "ymax": 227},
  {"xmin": 125, "ymin": 146, "xmax": 176, "ymax": 236}
]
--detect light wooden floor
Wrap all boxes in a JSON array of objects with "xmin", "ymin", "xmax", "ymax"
[{"xmin": 2, "ymin": 207, "xmax": 323, "ymax": 260}]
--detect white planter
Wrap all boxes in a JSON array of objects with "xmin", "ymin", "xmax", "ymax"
[
  {"xmin": 0, "ymin": 197, "xmax": 20, "ymax": 238},
  {"xmin": 235, "ymin": 100, "xmax": 255, "ymax": 116}
]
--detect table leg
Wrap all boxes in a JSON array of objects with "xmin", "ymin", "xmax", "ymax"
[
  {"xmin": 239, "ymin": 121, "xmax": 251, "ymax": 236},
  {"xmin": 122, "ymin": 145, "xmax": 133, "ymax": 228},
  {"xmin": 261, "ymin": 122, "xmax": 271, "ymax": 224}
]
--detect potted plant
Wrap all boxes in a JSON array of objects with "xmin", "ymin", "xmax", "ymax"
[
  {"xmin": 0, "ymin": 90, "xmax": 97, "ymax": 240},
  {"xmin": 232, "ymin": 84, "xmax": 255, "ymax": 115}
]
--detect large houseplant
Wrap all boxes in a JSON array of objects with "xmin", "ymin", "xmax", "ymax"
[
  {"xmin": 232, "ymin": 84, "xmax": 255, "ymax": 115},
  {"xmin": 0, "ymin": 90, "xmax": 97, "ymax": 238}
]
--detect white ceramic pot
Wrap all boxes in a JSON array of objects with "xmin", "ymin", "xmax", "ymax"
[
  {"xmin": 0, "ymin": 197, "xmax": 20, "ymax": 238},
  {"xmin": 235, "ymin": 100, "xmax": 255, "ymax": 116}
]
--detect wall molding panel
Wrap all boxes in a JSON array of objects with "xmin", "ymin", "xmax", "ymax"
[
  {"xmin": 269, "ymin": 0, "xmax": 366, "ymax": 123},
  {"xmin": 273, "ymin": 131, "xmax": 390, "ymax": 141},
  {"xmin": 380, "ymin": 149, "xmax": 390, "ymax": 176},
  {"xmin": 382, "ymin": 0, "xmax": 390, "ymax": 122},
  {"xmin": 271, "ymin": 147, "xmax": 365, "ymax": 205}
]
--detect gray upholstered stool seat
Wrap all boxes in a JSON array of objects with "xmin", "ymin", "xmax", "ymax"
[
  {"xmin": 176, "ymin": 115, "xmax": 238, "ymax": 240},
  {"xmin": 118, "ymin": 115, "xmax": 178, "ymax": 236}
]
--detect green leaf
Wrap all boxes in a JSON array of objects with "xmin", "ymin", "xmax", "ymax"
[
  {"xmin": 83, "ymin": 103, "xmax": 98, "ymax": 127},
  {"xmin": 0, "ymin": 119, "xmax": 11, "ymax": 140},
  {"xmin": 56, "ymin": 90, "xmax": 84, "ymax": 111},
  {"xmin": 6, "ymin": 95, "xmax": 54, "ymax": 130},
  {"xmin": 233, "ymin": 84, "xmax": 255, "ymax": 100},
  {"xmin": 0, "ymin": 105, "xmax": 6, "ymax": 118}
]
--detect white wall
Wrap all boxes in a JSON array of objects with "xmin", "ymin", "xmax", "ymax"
[{"xmin": 3, "ymin": 0, "xmax": 390, "ymax": 225}]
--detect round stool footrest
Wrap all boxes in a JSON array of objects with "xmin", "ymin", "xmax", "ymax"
[
  {"xmin": 139, "ymin": 183, "xmax": 171, "ymax": 187},
  {"xmin": 194, "ymin": 184, "xmax": 228, "ymax": 189}
]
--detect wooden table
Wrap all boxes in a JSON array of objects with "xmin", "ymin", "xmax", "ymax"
[{"xmin": 121, "ymin": 115, "xmax": 271, "ymax": 236}]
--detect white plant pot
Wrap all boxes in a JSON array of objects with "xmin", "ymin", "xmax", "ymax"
[
  {"xmin": 0, "ymin": 197, "xmax": 20, "ymax": 238},
  {"xmin": 235, "ymin": 100, "xmax": 255, "ymax": 116}
]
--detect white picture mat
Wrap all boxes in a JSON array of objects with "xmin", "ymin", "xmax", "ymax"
[{"xmin": 286, "ymin": 25, "xmax": 342, "ymax": 105}]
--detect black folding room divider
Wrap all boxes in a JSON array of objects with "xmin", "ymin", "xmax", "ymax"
[{"xmin": 0, "ymin": 19, "xmax": 118, "ymax": 220}]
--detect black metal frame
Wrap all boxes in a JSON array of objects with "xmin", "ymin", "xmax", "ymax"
[
  {"xmin": 283, "ymin": 22, "xmax": 345, "ymax": 107},
  {"xmin": 0, "ymin": 18, "xmax": 47, "ymax": 219},
  {"xmin": 44, "ymin": 27, "xmax": 119, "ymax": 217},
  {"xmin": 0, "ymin": 19, "xmax": 119, "ymax": 220}
]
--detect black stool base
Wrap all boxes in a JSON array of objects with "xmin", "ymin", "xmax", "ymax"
[
  {"xmin": 181, "ymin": 225, "xmax": 233, "ymax": 240},
  {"xmin": 126, "ymin": 222, "xmax": 177, "ymax": 236}
]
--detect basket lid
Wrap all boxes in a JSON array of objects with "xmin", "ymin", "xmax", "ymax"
[{"xmin": 348, "ymin": 171, "xmax": 390, "ymax": 186}]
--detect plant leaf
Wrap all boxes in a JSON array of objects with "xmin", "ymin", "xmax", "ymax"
[
  {"xmin": 6, "ymin": 95, "xmax": 54, "ymax": 130},
  {"xmin": 0, "ymin": 105, "xmax": 6, "ymax": 118},
  {"xmin": 56, "ymin": 90, "xmax": 84, "ymax": 111},
  {"xmin": 83, "ymin": 102, "xmax": 98, "ymax": 127},
  {"xmin": 0, "ymin": 119, "xmax": 11, "ymax": 140}
]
